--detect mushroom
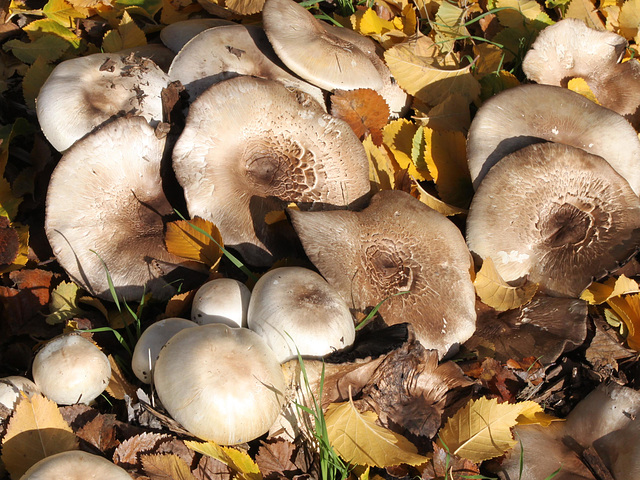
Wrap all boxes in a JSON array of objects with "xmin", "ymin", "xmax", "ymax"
[
  {"xmin": 45, "ymin": 116, "xmax": 201, "ymax": 301},
  {"xmin": 466, "ymin": 84, "xmax": 640, "ymax": 194},
  {"xmin": 289, "ymin": 189, "xmax": 477, "ymax": 358},
  {"xmin": 262, "ymin": 0, "xmax": 409, "ymax": 117},
  {"xmin": 160, "ymin": 18, "xmax": 235, "ymax": 53},
  {"xmin": 191, "ymin": 278, "xmax": 251, "ymax": 327},
  {"xmin": 466, "ymin": 142, "xmax": 640, "ymax": 297},
  {"xmin": 32, "ymin": 334, "xmax": 111, "ymax": 405},
  {"xmin": 247, "ymin": 267, "xmax": 356, "ymax": 362},
  {"xmin": 131, "ymin": 317, "xmax": 198, "ymax": 383},
  {"xmin": 0, "ymin": 376, "xmax": 39, "ymax": 409},
  {"xmin": 153, "ymin": 323, "xmax": 286, "ymax": 444},
  {"xmin": 167, "ymin": 24, "xmax": 325, "ymax": 106},
  {"xmin": 172, "ymin": 76, "xmax": 370, "ymax": 267},
  {"xmin": 21, "ymin": 451, "xmax": 132, "ymax": 480},
  {"xmin": 36, "ymin": 52, "xmax": 169, "ymax": 152}
]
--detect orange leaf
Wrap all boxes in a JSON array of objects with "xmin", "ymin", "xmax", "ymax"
[{"xmin": 331, "ymin": 89, "xmax": 389, "ymax": 145}]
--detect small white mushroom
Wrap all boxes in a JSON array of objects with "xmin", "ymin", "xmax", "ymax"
[
  {"xmin": 247, "ymin": 267, "xmax": 356, "ymax": 362},
  {"xmin": 131, "ymin": 318, "xmax": 198, "ymax": 384},
  {"xmin": 32, "ymin": 334, "xmax": 111, "ymax": 405},
  {"xmin": 21, "ymin": 451, "xmax": 132, "ymax": 480},
  {"xmin": 191, "ymin": 278, "xmax": 251, "ymax": 327},
  {"xmin": 0, "ymin": 376, "xmax": 39, "ymax": 409},
  {"xmin": 153, "ymin": 323, "xmax": 286, "ymax": 444}
]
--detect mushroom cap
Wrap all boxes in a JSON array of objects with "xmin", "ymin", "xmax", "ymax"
[
  {"xmin": 466, "ymin": 142, "xmax": 640, "ymax": 297},
  {"xmin": 160, "ymin": 18, "xmax": 235, "ymax": 53},
  {"xmin": 131, "ymin": 317, "xmax": 198, "ymax": 384},
  {"xmin": 466, "ymin": 84, "xmax": 640, "ymax": 194},
  {"xmin": 153, "ymin": 323, "xmax": 286, "ymax": 444},
  {"xmin": 36, "ymin": 52, "xmax": 169, "ymax": 152},
  {"xmin": 191, "ymin": 278, "xmax": 251, "ymax": 327},
  {"xmin": 247, "ymin": 267, "xmax": 356, "ymax": 362},
  {"xmin": 0, "ymin": 376, "xmax": 39, "ymax": 409},
  {"xmin": 21, "ymin": 450, "xmax": 132, "ymax": 480},
  {"xmin": 45, "ymin": 116, "xmax": 196, "ymax": 301},
  {"xmin": 289, "ymin": 190, "xmax": 477, "ymax": 358},
  {"xmin": 522, "ymin": 18, "xmax": 627, "ymax": 87},
  {"xmin": 32, "ymin": 334, "xmax": 111, "ymax": 405},
  {"xmin": 262, "ymin": 0, "xmax": 384, "ymax": 92},
  {"xmin": 172, "ymin": 76, "xmax": 370, "ymax": 266},
  {"xmin": 168, "ymin": 24, "xmax": 325, "ymax": 106}
]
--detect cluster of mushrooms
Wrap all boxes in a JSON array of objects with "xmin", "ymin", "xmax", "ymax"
[{"xmin": 12, "ymin": 2, "xmax": 640, "ymax": 474}]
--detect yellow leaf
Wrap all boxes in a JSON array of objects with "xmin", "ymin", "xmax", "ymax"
[
  {"xmin": 46, "ymin": 280, "xmax": 82, "ymax": 325},
  {"xmin": 165, "ymin": 217, "xmax": 223, "ymax": 269},
  {"xmin": 1, "ymin": 394, "xmax": 79, "ymax": 479},
  {"xmin": 325, "ymin": 400, "xmax": 428, "ymax": 467},
  {"xmin": 474, "ymin": 257, "xmax": 538, "ymax": 312},
  {"xmin": 567, "ymin": 77, "xmax": 599, "ymax": 104},
  {"xmin": 515, "ymin": 402, "xmax": 562, "ymax": 427},
  {"xmin": 382, "ymin": 119, "xmax": 431, "ymax": 181},
  {"xmin": 265, "ymin": 203, "xmax": 298, "ymax": 225},
  {"xmin": 102, "ymin": 10, "xmax": 147, "ymax": 53},
  {"xmin": 364, "ymin": 136, "xmax": 397, "ymax": 191},
  {"xmin": 606, "ymin": 293, "xmax": 640, "ymax": 351},
  {"xmin": 580, "ymin": 275, "xmax": 640, "ymax": 305},
  {"xmin": 43, "ymin": 0, "xmax": 87, "ymax": 27},
  {"xmin": 357, "ymin": 8, "xmax": 395, "ymax": 36},
  {"xmin": 3, "ymin": 35, "xmax": 70, "ymax": 64},
  {"xmin": 619, "ymin": 0, "xmax": 640, "ymax": 42},
  {"xmin": 437, "ymin": 397, "xmax": 533, "ymax": 463},
  {"xmin": 22, "ymin": 56, "xmax": 54, "ymax": 110},
  {"xmin": 384, "ymin": 42, "xmax": 480, "ymax": 106},
  {"xmin": 492, "ymin": 0, "xmax": 546, "ymax": 27},
  {"xmin": 142, "ymin": 453, "xmax": 197, "ymax": 480},
  {"xmin": 564, "ymin": 0, "xmax": 605, "ymax": 29},
  {"xmin": 433, "ymin": 0, "xmax": 469, "ymax": 53},
  {"xmin": 160, "ymin": 0, "xmax": 202, "ymax": 24},
  {"xmin": 479, "ymin": 70, "xmax": 520, "ymax": 101},
  {"xmin": 185, "ymin": 440, "xmax": 262, "ymax": 480},
  {"xmin": 23, "ymin": 18, "xmax": 82, "ymax": 48},
  {"xmin": 415, "ymin": 93, "xmax": 471, "ymax": 132},
  {"xmin": 106, "ymin": 354, "xmax": 138, "ymax": 401},
  {"xmin": 413, "ymin": 179, "xmax": 468, "ymax": 216},
  {"xmin": 473, "ymin": 43, "xmax": 505, "ymax": 78},
  {"xmin": 423, "ymin": 128, "xmax": 472, "ymax": 207}
]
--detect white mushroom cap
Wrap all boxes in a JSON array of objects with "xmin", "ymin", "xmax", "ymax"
[
  {"xmin": 262, "ymin": 0, "xmax": 384, "ymax": 92},
  {"xmin": 21, "ymin": 450, "xmax": 132, "ymax": 480},
  {"xmin": 153, "ymin": 324, "xmax": 286, "ymax": 444},
  {"xmin": 36, "ymin": 52, "xmax": 169, "ymax": 152},
  {"xmin": 0, "ymin": 376, "xmax": 39, "ymax": 409},
  {"xmin": 467, "ymin": 84, "xmax": 640, "ymax": 194},
  {"xmin": 131, "ymin": 317, "xmax": 198, "ymax": 383},
  {"xmin": 172, "ymin": 76, "xmax": 370, "ymax": 266},
  {"xmin": 160, "ymin": 18, "xmax": 235, "ymax": 53},
  {"xmin": 168, "ymin": 24, "xmax": 325, "ymax": 106},
  {"xmin": 191, "ymin": 278, "xmax": 251, "ymax": 327},
  {"xmin": 45, "ymin": 116, "xmax": 197, "ymax": 301},
  {"xmin": 32, "ymin": 335, "xmax": 111, "ymax": 405},
  {"xmin": 247, "ymin": 267, "xmax": 356, "ymax": 362},
  {"xmin": 466, "ymin": 142, "xmax": 640, "ymax": 297}
]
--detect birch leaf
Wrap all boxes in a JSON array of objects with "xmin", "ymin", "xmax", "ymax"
[
  {"xmin": 382, "ymin": 119, "xmax": 431, "ymax": 181},
  {"xmin": 43, "ymin": 0, "xmax": 87, "ymax": 27},
  {"xmin": 567, "ymin": 77, "xmax": 599, "ymax": 104},
  {"xmin": 46, "ymin": 280, "xmax": 83, "ymax": 325},
  {"xmin": 474, "ymin": 257, "xmax": 538, "ymax": 311},
  {"xmin": 564, "ymin": 0, "xmax": 605, "ymax": 29},
  {"xmin": 606, "ymin": 293, "xmax": 640, "ymax": 351},
  {"xmin": 2, "ymin": 394, "xmax": 79, "ymax": 479},
  {"xmin": 437, "ymin": 396, "xmax": 529, "ymax": 463},
  {"xmin": 3, "ymin": 35, "xmax": 69, "ymax": 64},
  {"xmin": 364, "ymin": 136, "xmax": 396, "ymax": 191},
  {"xmin": 580, "ymin": 275, "xmax": 640, "ymax": 305},
  {"xmin": 142, "ymin": 453, "xmax": 197, "ymax": 480},
  {"xmin": 22, "ymin": 56, "xmax": 54, "ymax": 109},
  {"xmin": 516, "ymin": 401, "xmax": 562, "ymax": 427},
  {"xmin": 165, "ymin": 217, "xmax": 223, "ymax": 268},
  {"xmin": 325, "ymin": 400, "xmax": 428, "ymax": 467},
  {"xmin": 102, "ymin": 10, "xmax": 147, "ymax": 53},
  {"xmin": 185, "ymin": 440, "xmax": 262, "ymax": 480},
  {"xmin": 618, "ymin": 0, "xmax": 640, "ymax": 42}
]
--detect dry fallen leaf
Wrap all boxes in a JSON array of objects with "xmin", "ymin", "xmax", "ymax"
[
  {"xmin": 113, "ymin": 432, "xmax": 173, "ymax": 470},
  {"xmin": 102, "ymin": 10, "xmax": 147, "ymax": 53},
  {"xmin": 1, "ymin": 394, "xmax": 79, "ymax": 479},
  {"xmin": 580, "ymin": 275, "xmax": 640, "ymax": 305},
  {"xmin": 106, "ymin": 354, "xmax": 138, "ymax": 401},
  {"xmin": 185, "ymin": 440, "xmax": 262, "ymax": 480},
  {"xmin": 382, "ymin": 119, "xmax": 431, "ymax": 181},
  {"xmin": 331, "ymin": 89, "xmax": 389, "ymax": 145},
  {"xmin": 165, "ymin": 216, "xmax": 223, "ymax": 269},
  {"xmin": 142, "ymin": 453, "xmax": 197, "ymax": 480},
  {"xmin": 474, "ymin": 257, "xmax": 538, "ymax": 311},
  {"xmin": 324, "ymin": 399, "xmax": 428, "ymax": 468},
  {"xmin": 605, "ymin": 293, "xmax": 640, "ymax": 351}
]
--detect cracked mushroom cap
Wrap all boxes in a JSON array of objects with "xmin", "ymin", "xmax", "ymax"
[
  {"xmin": 172, "ymin": 75, "xmax": 370, "ymax": 267},
  {"xmin": 262, "ymin": 0, "xmax": 384, "ymax": 92},
  {"xmin": 168, "ymin": 24, "xmax": 325, "ymax": 106},
  {"xmin": 36, "ymin": 52, "xmax": 169, "ymax": 152},
  {"xmin": 153, "ymin": 323, "xmax": 286, "ymax": 444},
  {"xmin": 45, "ymin": 116, "xmax": 198, "ymax": 301},
  {"xmin": 289, "ymin": 190, "xmax": 477, "ymax": 358},
  {"xmin": 466, "ymin": 142, "xmax": 640, "ymax": 297},
  {"xmin": 466, "ymin": 84, "xmax": 640, "ymax": 194}
]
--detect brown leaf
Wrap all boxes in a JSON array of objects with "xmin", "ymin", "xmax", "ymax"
[
  {"xmin": 10, "ymin": 268, "xmax": 54, "ymax": 307},
  {"xmin": 422, "ymin": 442, "xmax": 480, "ymax": 479},
  {"xmin": 255, "ymin": 439, "xmax": 299, "ymax": 478},
  {"xmin": 105, "ymin": 354, "xmax": 138, "ymax": 401},
  {"xmin": 142, "ymin": 453, "xmax": 197, "ymax": 480},
  {"xmin": 76, "ymin": 413, "xmax": 119, "ymax": 454},
  {"xmin": 164, "ymin": 289, "xmax": 196, "ymax": 319},
  {"xmin": 331, "ymin": 89, "xmax": 389, "ymax": 145},
  {"xmin": 1, "ymin": 394, "xmax": 79, "ymax": 479},
  {"xmin": 0, "ymin": 216, "xmax": 19, "ymax": 266},
  {"xmin": 193, "ymin": 454, "xmax": 232, "ymax": 480},
  {"xmin": 113, "ymin": 432, "xmax": 172, "ymax": 469}
]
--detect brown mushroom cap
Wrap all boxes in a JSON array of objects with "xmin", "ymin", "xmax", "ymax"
[
  {"xmin": 36, "ymin": 52, "xmax": 169, "ymax": 152},
  {"xmin": 45, "ymin": 116, "xmax": 197, "ymax": 301},
  {"xmin": 168, "ymin": 24, "xmax": 325, "ymax": 106},
  {"xmin": 466, "ymin": 84, "xmax": 640, "ymax": 194},
  {"xmin": 289, "ymin": 190, "xmax": 477, "ymax": 358},
  {"xmin": 466, "ymin": 142, "xmax": 640, "ymax": 297},
  {"xmin": 262, "ymin": 0, "xmax": 384, "ymax": 92},
  {"xmin": 172, "ymin": 76, "xmax": 370, "ymax": 266}
]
